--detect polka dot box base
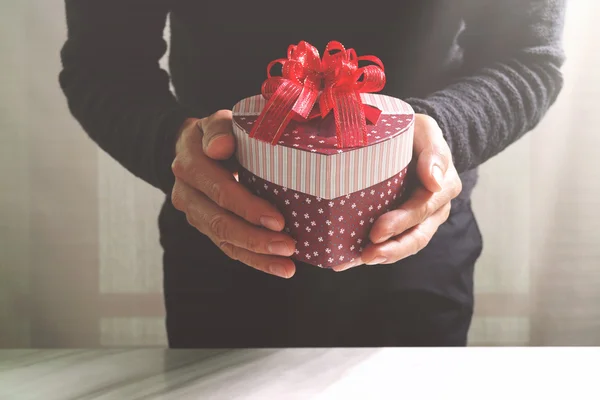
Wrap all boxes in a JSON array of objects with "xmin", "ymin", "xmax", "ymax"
[{"xmin": 239, "ymin": 166, "xmax": 409, "ymax": 268}]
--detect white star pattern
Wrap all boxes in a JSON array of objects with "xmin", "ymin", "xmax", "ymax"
[
  {"xmin": 295, "ymin": 249, "xmax": 300, "ymax": 255},
  {"xmin": 328, "ymin": 257, "xmax": 334, "ymax": 263},
  {"xmin": 339, "ymin": 256, "xmax": 345, "ymax": 261},
  {"xmin": 239, "ymin": 164, "xmax": 408, "ymax": 268}
]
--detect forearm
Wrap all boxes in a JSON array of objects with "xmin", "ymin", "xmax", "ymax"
[
  {"xmin": 59, "ymin": 0, "xmax": 190, "ymax": 194},
  {"xmin": 407, "ymin": 0, "xmax": 566, "ymax": 174},
  {"xmin": 59, "ymin": 69, "xmax": 190, "ymax": 193}
]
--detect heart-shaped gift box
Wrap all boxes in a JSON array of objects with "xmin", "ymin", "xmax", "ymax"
[{"xmin": 231, "ymin": 41, "xmax": 414, "ymax": 268}]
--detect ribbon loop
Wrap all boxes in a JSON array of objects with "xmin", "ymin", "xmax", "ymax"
[{"xmin": 249, "ymin": 41, "xmax": 386, "ymax": 148}]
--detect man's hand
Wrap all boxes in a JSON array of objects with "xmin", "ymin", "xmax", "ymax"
[
  {"xmin": 170, "ymin": 110, "xmax": 296, "ymax": 279},
  {"xmin": 333, "ymin": 114, "xmax": 462, "ymax": 272}
]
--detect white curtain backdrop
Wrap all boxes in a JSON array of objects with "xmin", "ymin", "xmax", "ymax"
[{"xmin": 1, "ymin": 0, "xmax": 599, "ymax": 347}]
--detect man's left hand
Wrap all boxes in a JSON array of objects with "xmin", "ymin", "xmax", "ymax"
[{"xmin": 333, "ymin": 114, "xmax": 462, "ymax": 272}]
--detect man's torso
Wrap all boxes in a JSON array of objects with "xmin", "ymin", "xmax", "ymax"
[{"xmin": 160, "ymin": 0, "xmax": 481, "ymax": 304}]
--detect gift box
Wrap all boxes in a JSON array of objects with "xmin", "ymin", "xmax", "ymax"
[{"xmin": 232, "ymin": 41, "xmax": 414, "ymax": 268}]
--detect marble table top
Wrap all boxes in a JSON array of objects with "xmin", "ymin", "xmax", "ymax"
[{"xmin": 1, "ymin": 348, "xmax": 598, "ymax": 399}]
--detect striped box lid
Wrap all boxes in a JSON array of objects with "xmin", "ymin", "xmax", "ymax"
[{"xmin": 232, "ymin": 93, "xmax": 414, "ymax": 199}]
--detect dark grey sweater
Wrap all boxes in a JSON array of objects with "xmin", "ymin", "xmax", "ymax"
[{"xmin": 59, "ymin": 0, "xmax": 566, "ymax": 299}]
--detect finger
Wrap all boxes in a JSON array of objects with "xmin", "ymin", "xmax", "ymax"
[
  {"xmin": 219, "ymin": 243, "xmax": 296, "ymax": 279},
  {"xmin": 369, "ymin": 186, "xmax": 434, "ymax": 244},
  {"xmin": 200, "ymin": 110, "xmax": 236, "ymax": 160},
  {"xmin": 369, "ymin": 166, "xmax": 461, "ymax": 245},
  {"xmin": 362, "ymin": 203, "xmax": 451, "ymax": 265},
  {"xmin": 172, "ymin": 142, "xmax": 286, "ymax": 232},
  {"xmin": 175, "ymin": 181, "xmax": 296, "ymax": 256},
  {"xmin": 332, "ymin": 257, "xmax": 364, "ymax": 272},
  {"xmin": 413, "ymin": 114, "xmax": 451, "ymax": 193}
]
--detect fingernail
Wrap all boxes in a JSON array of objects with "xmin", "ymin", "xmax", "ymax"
[
  {"xmin": 333, "ymin": 259, "xmax": 361, "ymax": 272},
  {"xmin": 268, "ymin": 263, "xmax": 288, "ymax": 278},
  {"xmin": 431, "ymin": 165, "xmax": 444, "ymax": 189},
  {"xmin": 376, "ymin": 232, "xmax": 394, "ymax": 244},
  {"xmin": 260, "ymin": 216, "xmax": 282, "ymax": 231},
  {"xmin": 366, "ymin": 256, "xmax": 387, "ymax": 265},
  {"xmin": 268, "ymin": 241, "xmax": 292, "ymax": 256},
  {"xmin": 206, "ymin": 133, "xmax": 229, "ymax": 149}
]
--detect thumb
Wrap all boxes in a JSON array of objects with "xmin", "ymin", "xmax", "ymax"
[
  {"xmin": 200, "ymin": 109, "xmax": 236, "ymax": 161},
  {"xmin": 414, "ymin": 116, "xmax": 451, "ymax": 193}
]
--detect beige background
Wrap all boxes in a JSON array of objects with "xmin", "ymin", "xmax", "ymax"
[{"xmin": 1, "ymin": 1, "xmax": 599, "ymax": 347}]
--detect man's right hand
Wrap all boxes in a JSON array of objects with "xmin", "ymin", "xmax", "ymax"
[{"xmin": 170, "ymin": 110, "xmax": 296, "ymax": 279}]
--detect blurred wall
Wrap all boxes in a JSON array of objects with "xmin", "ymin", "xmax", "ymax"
[{"xmin": 1, "ymin": 0, "xmax": 599, "ymax": 347}]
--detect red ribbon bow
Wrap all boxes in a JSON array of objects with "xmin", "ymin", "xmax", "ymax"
[{"xmin": 249, "ymin": 41, "xmax": 386, "ymax": 148}]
